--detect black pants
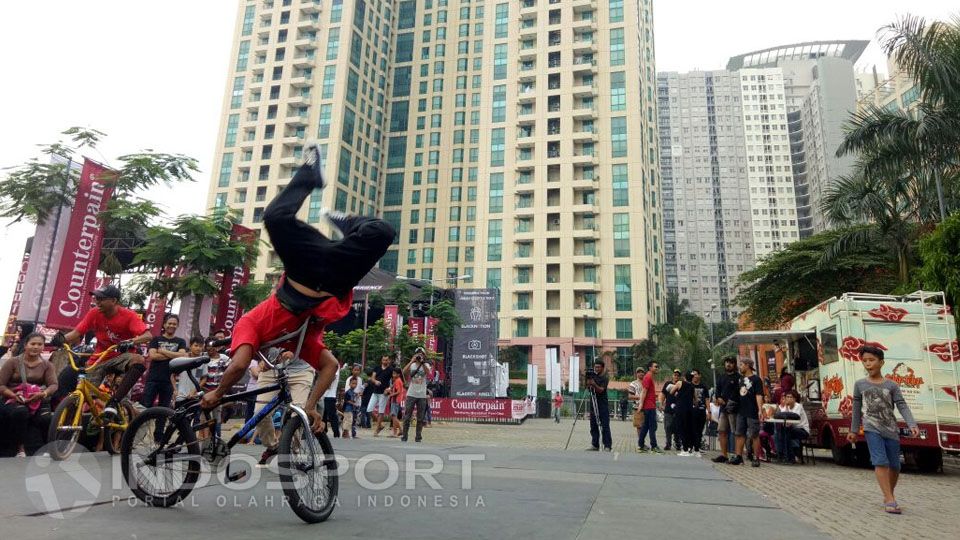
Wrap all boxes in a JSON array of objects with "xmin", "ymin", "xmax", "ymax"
[
  {"xmin": 264, "ymin": 164, "xmax": 395, "ymax": 298},
  {"xmin": 0, "ymin": 402, "xmax": 51, "ymax": 452},
  {"xmin": 140, "ymin": 380, "xmax": 174, "ymax": 408},
  {"xmin": 675, "ymin": 409, "xmax": 692, "ymax": 451},
  {"xmin": 323, "ymin": 396, "xmax": 340, "ymax": 437},
  {"xmin": 402, "ymin": 397, "xmax": 428, "ymax": 440},
  {"xmin": 589, "ymin": 396, "xmax": 612, "ymax": 450},
  {"xmin": 692, "ymin": 409, "xmax": 707, "ymax": 452},
  {"xmin": 664, "ymin": 411, "xmax": 680, "ymax": 449}
]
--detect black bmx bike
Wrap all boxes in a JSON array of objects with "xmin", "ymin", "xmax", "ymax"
[{"xmin": 119, "ymin": 319, "xmax": 338, "ymax": 523}]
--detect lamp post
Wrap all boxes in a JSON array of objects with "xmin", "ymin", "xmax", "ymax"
[{"xmin": 706, "ymin": 304, "xmax": 718, "ymax": 390}]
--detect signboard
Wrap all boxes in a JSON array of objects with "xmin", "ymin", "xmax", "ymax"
[
  {"xmin": 450, "ymin": 289, "xmax": 499, "ymax": 398},
  {"xmin": 213, "ymin": 224, "xmax": 255, "ymax": 333},
  {"xmin": 383, "ymin": 305, "xmax": 399, "ymax": 346},
  {"xmin": 4, "ymin": 238, "xmax": 32, "ymax": 346},
  {"xmin": 429, "ymin": 398, "xmax": 534, "ymax": 420}
]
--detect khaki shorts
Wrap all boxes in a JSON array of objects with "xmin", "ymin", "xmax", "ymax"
[
  {"xmin": 717, "ymin": 411, "xmax": 738, "ymax": 433},
  {"xmin": 89, "ymin": 352, "xmax": 138, "ymax": 385}
]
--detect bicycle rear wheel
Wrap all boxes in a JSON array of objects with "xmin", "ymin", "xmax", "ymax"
[
  {"xmin": 121, "ymin": 407, "xmax": 200, "ymax": 507},
  {"xmin": 48, "ymin": 394, "xmax": 83, "ymax": 461},
  {"xmin": 278, "ymin": 414, "xmax": 338, "ymax": 523}
]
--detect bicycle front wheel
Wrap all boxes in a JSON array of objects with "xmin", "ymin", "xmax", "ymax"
[
  {"xmin": 120, "ymin": 407, "xmax": 200, "ymax": 507},
  {"xmin": 278, "ymin": 414, "xmax": 338, "ymax": 523},
  {"xmin": 48, "ymin": 394, "xmax": 83, "ymax": 460}
]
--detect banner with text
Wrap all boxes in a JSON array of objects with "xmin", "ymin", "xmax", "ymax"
[
  {"xmin": 450, "ymin": 289, "xmax": 499, "ymax": 398},
  {"xmin": 426, "ymin": 316, "xmax": 438, "ymax": 352},
  {"xmin": 214, "ymin": 224, "xmax": 255, "ymax": 334},
  {"xmin": 18, "ymin": 205, "xmax": 74, "ymax": 323},
  {"xmin": 429, "ymin": 398, "xmax": 534, "ymax": 421},
  {"xmin": 383, "ymin": 305, "xmax": 399, "ymax": 346},
  {"xmin": 45, "ymin": 159, "xmax": 116, "ymax": 329},
  {"xmin": 4, "ymin": 238, "xmax": 32, "ymax": 345}
]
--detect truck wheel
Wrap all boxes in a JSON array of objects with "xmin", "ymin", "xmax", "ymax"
[
  {"xmin": 827, "ymin": 431, "xmax": 854, "ymax": 466},
  {"xmin": 915, "ymin": 448, "xmax": 943, "ymax": 473}
]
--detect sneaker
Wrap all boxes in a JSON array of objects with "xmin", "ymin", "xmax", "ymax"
[
  {"xmin": 320, "ymin": 208, "xmax": 363, "ymax": 240},
  {"xmin": 636, "ymin": 446, "xmax": 648, "ymax": 453},
  {"xmin": 585, "ymin": 446, "xmax": 600, "ymax": 452},
  {"xmin": 651, "ymin": 447, "xmax": 664, "ymax": 454},
  {"xmin": 303, "ymin": 143, "xmax": 327, "ymax": 190},
  {"xmin": 728, "ymin": 455, "xmax": 744, "ymax": 465},
  {"xmin": 415, "ymin": 436, "xmax": 422, "ymax": 442},
  {"xmin": 712, "ymin": 455, "xmax": 728, "ymax": 463},
  {"xmin": 257, "ymin": 446, "xmax": 279, "ymax": 467},
  {"xmin": 694, "ymin": 452, "xmax": 702, "ymax": 458},
  {"xmin": 400, "ymin": 436, "xmax": 408, "ymax": 442},
  {"xmin": 603, "ymin": 447, "xmax": 613, "ymax": 453},
  {"xmin": 665, "ymin": 445, "xmax": 672, "ymax": 451},
  {"xmin": 751, "ymin": 458, "xmax": 761, "ymax": 468},
  {"xmin": 102, "ymin": 402, "xmax": 119, "ymax": 419},
  {"xmin": 678, "ymin": 450, "xmax": 691, "ymax": 457}
]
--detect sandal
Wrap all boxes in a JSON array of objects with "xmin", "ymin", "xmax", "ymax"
[{"xmin": 883, "ymin": 502, "xmax": 902, "ymax": 514}]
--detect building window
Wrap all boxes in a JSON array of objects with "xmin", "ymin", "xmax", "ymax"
[
  {"xmin": 224, "ymin": 114, "xmax": 239, "ymax": 147},
  {"xmin": 487, "ymin": 220, "xmax": 502, "ymax": 261},
  {"xmin": 387, "ymin": 137, "xmax": 407, "ymax": 168},
  {"xmin": 495, "ymin": 3, "xmax": 509, "ymax": 38},
  {"xmin": 611, "ymin": 116, "xmax": 627, "ymax": 158},
  {"xmin": 609, "ymin": 0, "xmax": 623, "ymax": 23},
  {"xmin": 379, "ymin": 250, "xmax": 398, "ymax": 272},
  {"xmin": 317, "ymin": 104, "xmax": 332, "ymax": 138},
  {"xmin": 494, "ymin": 44, "xmax": 507, "ymax": 80},
  {"xmin": 613, "ymin": 213, "xmax": 630, "ymax": 257},
  {"xmin": 326, "ymin": 28, "xmax": 340, "ymax": 60},
  {"xmin": 584, "ymin": 319, "xmax": 598, "ymax": 338},
  {"xmin": 423, "ymin": 247, "xmax": 434, "ymax": 263},
  {"xmin": 616, "ymin": 319, "xmax": 633, "ymax": 339},
  {"xmin": 330, "ymin": 0, "xmax": 343, "ymax": 23},
  {"xmin": 241, "ymin": 5, "xmax": 255, "ymax": 36},
  {"xmin": 610, "ymin": 71, "xmax": 626, "ymax": 111},
  {"xmin": 492, "ymin": 85, "xmax": 506, "ymax": 123},
  {"xmin": 615, "ymin": 264, "xmax": 632, "ymax": 310},
  {"xmin": 383, "ymin": 211, "xmax": 402, "ymax": 244},
  {"xmin": 384, "ymin": 173, "xmax": 404, "ymax": 206},
  {"xmin": 609, "ymin": 28, "xmax": 624, "ymax": 66},
  {"xmin": 236, "ymin": 41, "xmax": 250, "ymax": 70},
  {"xmin": 514, "ymin": 319, "xmax": 530, "ymax": 338},
  {"xmin": 612, "ymin": 164, "xmax": 629, "ymax": 206},
  {"xmin": 396, "ymin": 32, "xmax": 414, "ymax": 62},
  {"xmin": 231, "ymin": 76, "xmax": 244, "ymax": 108},
  {"xmin": 322, "ymin": 65, "xmax": 337, "ymax": 98},
  {"xmin": 490, "ymin": 129, "xmax": 505, "ymax": 166},
  {"xmin": 218, "ymin": 153, "xmax": 233, "ymax": 187}
]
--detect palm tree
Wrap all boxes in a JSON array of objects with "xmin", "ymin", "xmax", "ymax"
[{"xmin": 835, "ymin": 15, "xmax": 960, "ymax": 220}]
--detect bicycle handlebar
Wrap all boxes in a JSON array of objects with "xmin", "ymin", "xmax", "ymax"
[
  {"xmin": 208, "ymin": 337, "xmax": 232, "ymax": 348},
  {"xmin": 63, "ymin": 344, "xmax": 120, "ymax": 371}
]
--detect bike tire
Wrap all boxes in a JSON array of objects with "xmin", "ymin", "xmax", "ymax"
[
  {"xmin": 103, "ymin": 400, "xmax": 136, "ymax": 455},
  {"xmin": 278, "ymin": 414, "xmax": 338, "ymax": 523},
  {"xmin": 48, "ymin": 394, "xmax": 83, "ymax": 461},
  {"xmin": 120, "ymin": 407, "xmax": 201, "ymax": 507}
]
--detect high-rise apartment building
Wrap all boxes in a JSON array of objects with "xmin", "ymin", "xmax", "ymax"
[
  {"xmin": 660, "ymin": 41, "xmax": 866, "ymax": 320},
  {"xmin": 857, "ymin": 56, "xmax": 920, "ymax": 116},
  {"xmin": 208, "ymin": 0, "xmax": 665, "ymax": 368}
]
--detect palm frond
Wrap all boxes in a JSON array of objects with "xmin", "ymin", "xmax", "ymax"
[
  {"xmin": 880, "ymin": 15, "xmax": 960, "ymax": 106},
  {"xmin": 818, "ymin": 226, "xmax": 881, "ymax": 268}
]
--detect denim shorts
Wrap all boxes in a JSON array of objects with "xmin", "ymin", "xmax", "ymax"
[{"xmin": 864, "ymin": 431, "xmax": 901, "ymax": 471}]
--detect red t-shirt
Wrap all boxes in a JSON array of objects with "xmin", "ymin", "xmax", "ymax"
[
  {"xmin": 391, "ymin": 377, "xmax": 406, "ymax": 404},
  {"xmin": 641, "ymin": 372, "xmax": 658, "ymax": 410},
  {"xmin": 75, "ymin": 307, "xmax": 148, "ymax": 365}
]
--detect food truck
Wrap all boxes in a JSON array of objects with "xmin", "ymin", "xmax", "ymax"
[{"xmin": 717, "ymin": 291, "xmax": 959, "ymax": 471}]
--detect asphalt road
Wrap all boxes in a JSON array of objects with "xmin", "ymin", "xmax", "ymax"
[{"xmin": 1, "ymin": 437, "xmax": 826, "ymax": 540}]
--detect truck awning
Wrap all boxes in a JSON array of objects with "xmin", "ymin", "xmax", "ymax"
[{"xmin": 715, "ymin": 330, "xmax": 816, "ymax": 349}]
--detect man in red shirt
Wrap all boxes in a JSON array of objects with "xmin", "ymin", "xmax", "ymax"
[
  {"xmin": 201, "ymin": 146, "xmax": 394, "ymax": 433},
  {"xmin": 637, "ymin": 360, "xmax": 664, "ymax": 453},
  {"xmin": 53, "ymin": 284, "xmax": 153, "ymax": 416}
]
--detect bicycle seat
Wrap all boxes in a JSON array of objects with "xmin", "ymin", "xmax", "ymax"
[{"xmin": 169, "ymin": 356, "xmax": 211, "ymax": 374}]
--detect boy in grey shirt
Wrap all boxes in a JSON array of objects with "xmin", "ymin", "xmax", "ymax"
[{"xmin": 848, "ymin": 345, "xmax": 918, "ymax": 514}]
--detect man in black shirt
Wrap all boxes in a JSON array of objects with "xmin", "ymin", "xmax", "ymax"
[
  {"xmin": 367, "ymin": 355, "xmax": 396, "ymax": 436},
  {"xmin": 691, "ymin": 369, "xmax": 709, "ymax": 456},
  {"xmin": 585, "ymin": 360, "xmax": 612, "ymax": 451},
  {"xmin": 141, "ymin": 315, "xmax": 187, "ymax": 408},
  {"xmin": 712, "ymin": 356, "xmax": 740, "ymax": 463},
  {"xmin": 661, "ymin": 370, "xmax": 682, "ymax": 450},
  {"xmin": 732, "ymin": 358, "xmax": 765, "ymax": 467}
]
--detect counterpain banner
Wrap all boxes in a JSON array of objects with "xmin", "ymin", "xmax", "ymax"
[
  {"xmin": 214, "ymin": 224, "xmax": 255, "ymax": 334},
  {"xmin": 429, "ymin": 398, "xmax": 534, "ymax": 421},
  {"xmin": 18, "ymin": 207, "xmax": 73, "ymax": 323},
  {"xmin": 143, "ymin": 268, "xmax": 173, "ymax": 336},
  {"xmin": 450, "ymin": 289, "xmax": 499, "ymax": 398},
  {"xmin": 384, "ymin": 305, "xmax": 399, "ymax": 346},
  {"xmin": 4, "ymin": 238, "xmax": 32, "ymax": 345},
  {"xmin": 45, "ymin": 159, "xmax": 116, "ymax": 330}
]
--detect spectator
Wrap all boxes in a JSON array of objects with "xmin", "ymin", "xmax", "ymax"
[
  {"xmin": 849, "ymin": 346, "xmax": 918, "ymax": 514},
  {"xmin": 255, "ymin": 347, "xmax": 316, "ymax": 466},
  {"xmin": 627, "ymin": 367, "xmax": 645, "ymax": 446},
  {"xmin": 637, "ymin": 361, "xmax": 662, "ymax": 453},
  {"xmin": 661, "ymin": 369, "xmax": 682, "ymax": 451},
  {"xmin": 670, "ymin": 371, "xmax": 695, "ymax": 456},
  {"xmin": 175, "ymin": 337, "xmax": 208, "ymax": 403},
  {"xmin": 0, "ymin": 333, "xmax": 57, "ymax": 457},
  {"xmin": 775, "ymin": 390, "xmax": 809, "ymax": 464},
  {"xmin": 730, "ymin": 358, "xmax": 764, "ymax": 467},
  {"xmin": 712, "ymin": 356, "xmax": 740, "ymax": 463},
  {"xmin": 322, "ymin": 360, "xmax": 342, "ymax": 438},
  {"xmin": 401, "ymin": 348, "xmax": 431, "ymax": 442},
  {"xmin": 204, "ymin": 336, "xmax": 231, "ymax": 438},
  {"xmin": 585, "ymin": 360, "xmax": 612, "ymax": 452},
  {"xmin": 367, "ymin": 355, "xmax": 395, "ymax": 436},
  {"xmin": 345, "ymin": 363, "xmax": 365, "ymax": 437},
  {"xmin": 773, "ymin": 368, "xmax": 795, "ymax": 405},
  {"xmin": 142, "ymin": 314, "xmax": 187, "ymax": 408},
  {"xmin": 341, "ymin": 377, "xmax": 360, "ymax": 439},
  {"xmin": 690, "ymin": 369, "xmax": 709, "ymax": 456},
  {"xmin": 553, "ymin": 391, "xmax": 564, "ymax": 423},
  {"xmin": 386, "ymin": 369, "xmax": 406, "ymax": 437},
  {"xmin": 360, "ymin": 366, "xmax": 375, "ymax": 429}
]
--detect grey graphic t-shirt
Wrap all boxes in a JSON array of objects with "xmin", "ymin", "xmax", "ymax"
[
  {"xmin": 850, "ymin": 379, "xmax": 917, "ymax": 440},
  {"xmin": 406, "ymin": 361, "xmax": 430, "ymax": 399}
]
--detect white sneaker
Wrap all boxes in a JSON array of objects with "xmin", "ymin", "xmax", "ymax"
[
  {"xmin": 694, "ymin": 451, "xmax": 702, "ymax": 458},
  {"xmin": 677, "ymin": 450, "xmax": 691, "ymax": 457}
]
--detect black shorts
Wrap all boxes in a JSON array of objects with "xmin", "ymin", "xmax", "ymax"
[{"xmin": 735, "ymin": 415, "xmax": 760, "ymax": 438}]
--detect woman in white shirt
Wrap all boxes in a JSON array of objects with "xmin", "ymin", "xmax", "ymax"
[{"xmin": 776, "ymin": 389, "xmax": 810, "ymax": 464}]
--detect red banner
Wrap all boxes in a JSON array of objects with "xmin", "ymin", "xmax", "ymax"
[
  {"xmin": 142, "ymin": 268, "xmax": 172, "ymax": 335},
  {"xmin": 409, "ymin": 317, "xmax": 424, "ymax": 337},
  {"xmin": 429, "ymin": 398, "xmax": 534, "ymax": 420},
  {"xmin": 214, "ymin": 224, "xmax": 255, "ymax": 334},
  {"xmin": 384, "ymin": 305, "xmax": 399, "ymax": 346},
  {"xmin": 45, "ymin": 159, "xmax": 115, "ymax": 330},
  {"xmin": 4, "ymin": 238, "xmax": 32, "ymax": 346},
  {"xmin": 426, "ymin": 316, "xmax": 438, "ymax": 352}
]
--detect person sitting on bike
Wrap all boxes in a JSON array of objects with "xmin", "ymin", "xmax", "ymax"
[
  {"xmin": 52, "ymin": 284, "xmax": 153, "ymax": 417},
  {"xmin": 201, "ymin": 145, "xmax": 395, "ymax": 433}
]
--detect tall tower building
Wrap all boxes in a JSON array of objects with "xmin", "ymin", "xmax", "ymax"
[
  {"xmin": 208, "ymin": 0, "xmax": 665, "ymax": 368},
  {"xmin": 661, "ymin": 41, "xmax": 866, "ymax": 321}
]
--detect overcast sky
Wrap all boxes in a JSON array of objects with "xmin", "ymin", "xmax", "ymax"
[{"xmin": 0, "ymin": 0, "xmax": 955, "ymax": 322}]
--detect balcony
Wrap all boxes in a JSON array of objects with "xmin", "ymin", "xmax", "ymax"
[
  {"xmin": 297, "ymin": 14, "xmax": 320, "ymax": 29},
  {"xmin": 573, "ymin": 82, "xmax": 596, "ymax": 97},
  {"xmin": 292, "ymin": 53, "xmax": 315, "ymax": 68},
  {"xmin": 294, "ymin": 37, "xmax": 317, "ymax": 50},
  {"xmin": 289, "ymin": 75, "xmax": 312, "ymax": 88},
  {"xmin": 572, "ymin": 129, "xmax": 597, "ymax": 141},
  {"xmin": 572, "ymin": 106, "xmax": 598, "ymax": 119},
  {"xmin": 572, "ymin": 37, "xmax": 596, "ymax": 53},
  {"xmin": 518, "ymin": 86, "xmax": 537, "ymax": 102},
  {"xmin": 571, "ymin": 17, "xmax": 596, "ymax": 31}
]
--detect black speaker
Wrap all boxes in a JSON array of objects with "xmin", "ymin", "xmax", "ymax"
[{"xmin": 793, "ymin": 338, "xmax": 818, "ymax": 372}]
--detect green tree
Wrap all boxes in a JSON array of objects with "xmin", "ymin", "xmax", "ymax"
[
  {"xmin": 233, "ymin": 280, "xmax": 276, "ymax": 311},
  {"xmin": 384, "ymin": 281, "xmax": 411, "ymax": 314},
  {"xmin": 735, "ymin": 228, "xmax": 900, "ymax": 328},
  {"xmin": 426, "ymin": 299, "xmax": 461, "ymax": 341},
  {"xmin": 918, "ymin": 213, "xmax": 960, "ymax": 316},
  {"xmin": 133, "ymin": 212, "xmax": 257, "ymax": 336}
]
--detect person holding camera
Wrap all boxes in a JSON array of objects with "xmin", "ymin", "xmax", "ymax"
[
  {"xmin": 585, "ymin": 360, "xmax": 612, "ymax": 452},
  {"xmin": 401, "ymin": 348, "xmax": 431, "ymax": 442}
]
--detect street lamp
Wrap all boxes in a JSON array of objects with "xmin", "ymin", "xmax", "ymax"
[{"xmin": 706, "ymin": 304, "xmax": 718, "ymax": 389}]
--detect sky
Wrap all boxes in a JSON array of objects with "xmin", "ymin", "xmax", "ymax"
[{"xmin": 0, "ymin": 0, "xmax": 955, "ymax": 324}]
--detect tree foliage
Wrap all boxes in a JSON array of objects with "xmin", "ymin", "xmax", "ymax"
[
  {"xmin": 918, "ymin": 213, "xmax": 960, "ymax": 315},
  {"xmin": 233, "ymin": 280, "xmax": 276, "ymax": 311},
  {"xmin": 734, "ymin": 228, "xmax": 900, "ymax": 329}
]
